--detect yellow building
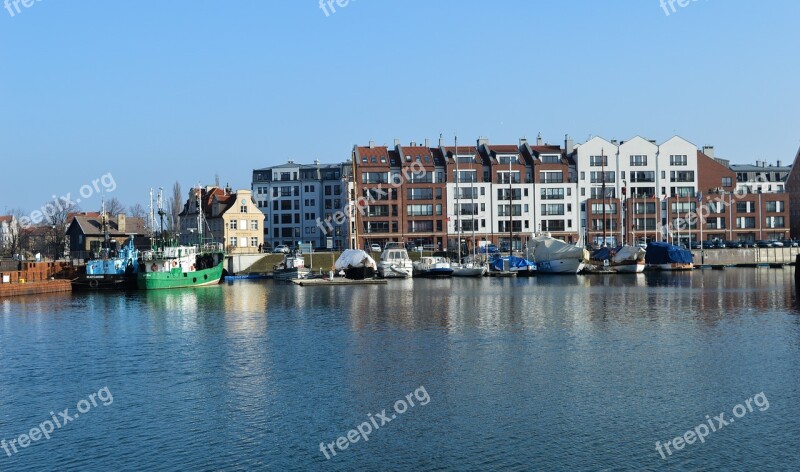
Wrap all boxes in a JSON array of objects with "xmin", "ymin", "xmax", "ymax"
[{"xmin": 180, "ymin": 186, "xmax": 265, "ymax": 254}]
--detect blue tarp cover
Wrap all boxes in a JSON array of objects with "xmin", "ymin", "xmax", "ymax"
[
  {"xmin": 645, "ymin": 242, "xmax": 693, "ymax": 264},
  {"xmin": 491, "ymin": 256, "xmax": 535, "ymax": 271}
]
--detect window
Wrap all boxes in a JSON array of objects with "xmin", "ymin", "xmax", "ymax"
[
  {"xmin": 736, "ymin": 217, "xmax": 756, "ymax": 229},
  {"xmin": 250, "ymin": 220, "xmax": 259, "ymax": 230},
  {"xmin": 250, "ymin": 237, "xmax": 259, "ymax": 247},
  {"xmin": 633, "ymin": 202, "xmax": 657, "ymax": 215},
  {"xmin": 229, "ymin": 237, "xmax": 238, "ymax": 247},
  {"xmin": 766, "ymin": 201, "xmax": 784, "ymax": 212},
  {"xmin": 408, "ymin": 172, "xmax": 433, "ymax": 183},
  {"xmin": 670, "ymin": 171, "xmax": 695, "ymax": 183},
  {"xmin": 407, "ymin": 188, "xmax": 433, "ymax": 200},
  {"xmin": 736, "ymin": 202, "xmax": 752, "ymax": 213},
  {"xmin": 407, "ymin": 204, "xmax": 434, "ymax": 216},
  {"xmin": 367, "ymin": 205, "xmax": 390, "ymax": 217},
  {"xmin": 670, "ymin": 155, "xmax": 688, "ymax": 166},
  {"xmin": 362, "ymin": 172, "xmax": 389, "ymax": 184},
  {"xmin": 498, "ymin": 171, "xmax": 521, "ymax": 184},
  {"xmin": 541, "ymin": 204, "xmax": 565, "ymax": 216},
  {"xmin": 540, "ymin": 171, "xmax": 563, "ymax": 183},
  {"xmin": 589, "ymin": 155, "xmax": 608, "ymax": 167},
  {"xmin": 629, "ymin": 155, "xmax": 647, "ymax": 166},
  {"xmin": 498, "ymin": 155, "xmax": 517, "ymax": 164},
  {"xmin": 541, "ymin": 188, "xmax": 565, "ymax": 200},
  {"xmin": 541, "ymin": 155, "xmax": 560, "ymax": 164},
  {"xmin": 240, "ymin": 204, "xmax": 247, "ymax": 213},
  {"xmin": 497, "ymin": 205, "xmax": 522, "ymax": 217},
  {"xmin": 629, "ymin": 171, "xmax": 655, "ymax": 183},
  {"xmin": 766, "ymin": 216, "xmax": 785, "ymax": 228},
  {"xmin": 671, "ymin": 202, "xmax": 697, "ymax": 213},
  {"xmin": 590, "ymin": 188, "xmax": 616, "ymax": 199},
  {"xmin": 590, "ymin": 171, "xmax": 615, "ymax": 183},
  {"xmin": 454, "ymin": 170, "xmax": 477, "ymax": 183},
  {"xmin": 497, "ymin": 189, "xmax": 522, "ymax": 200},
  {"xmin": 591, "ymin": 203, "xmax": 618, "ymax": 215},
  {"xmin": 229, "ymin": 220, "xmax": 238, "ymax": 230}
]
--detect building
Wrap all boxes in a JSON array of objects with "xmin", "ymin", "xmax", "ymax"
[
  {"xmin": 730, "ymin": 160, "xmax": 790, "ymax": 194},
  {"xmin": 180, "ymin": 186, "xmax": 266, "ymax": 254},
  {"xmin": 0, "ymin": 215, "xmax": 16, "ymax": 249},
  {"xmin": 783, "ymin": 146, "xmax": 800, "ymax": 238},
  {"xmin": 251, "ymin": 162, "xmax": 351, "ymax": 250},
  {"xmin": 66, "ymin": 213, "xmax": 148, "ymax": 259},
  {"xmin": 352, "ymin": 140, "xmax": 448, "ymax": 251}
]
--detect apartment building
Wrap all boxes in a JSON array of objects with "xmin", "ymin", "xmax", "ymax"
[
  {"xmin": 179, "ymin": 186, "xmax": 266, "ymax": 254},
  {"xmin": 786, "ymin": 146, "xmax": 800, "ymax": 238},
  {"xmin": 252, "ymin": 161, "xmax": 351, "ymax": 250},
  {"xmin": 352, "ymin": 140, "xmax": 447, "ymax": 251}
]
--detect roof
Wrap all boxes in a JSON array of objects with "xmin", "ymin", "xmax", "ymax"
[
  {"xmin": 729, "ymin": 164, "xmax": 791, "ymax": 172},
  {"xmin": 69, "ymin": 214, "xmax": 147, "ymax": 236},
  {"xmin": 0, "ymin": 215, "xmax": 13, "ymax": 224}
]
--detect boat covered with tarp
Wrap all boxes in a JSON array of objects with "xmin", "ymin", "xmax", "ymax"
[
  {"xmin": 591, "ymin": 245, "xmax": 646, "ymax": 273},
  {"xmin": 645, "ymin": 242, "xmax": 694, "ymax": 271},
  {"xmin": 335, "ymin": 249, "xmax": 377, "ymax": 280},
  {"xmin": 526, "ymin": 235, "xmax": 589, "ymax": 274},
  {"xmin": 490, "ymin": 255, "xmax": 536, "ymax": 275}
]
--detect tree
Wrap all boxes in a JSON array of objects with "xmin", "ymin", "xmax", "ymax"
[
  {"xmin": 168, "ymin": 181, "xmax": 183, "ymax": 232},
  {"xmin": 2, "ymin": 208, "xmax": 26, "ymax": 258},
  {"xmin": 103, "ymin": 197, "xmax": 125, "ymax": 215},
  {"xmin": 41, "ymin": 204, "xmax": 73, "ymax": 260}
]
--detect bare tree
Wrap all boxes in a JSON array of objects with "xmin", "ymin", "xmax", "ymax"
[
  {"xmin": 2, "ymin": 208, "xmax": 26, "ymax": 258},
  {"xmin": 103, "ymin": 197, "xmax": 125, "ymax": 215},
  {"xmin": 168, "ymin": 181, "xmax": 183, "ymax": 231},
  {"xmin": 128, "ymin": 203, "xmax": 147, "ymax": 220},
  {"xmin": 41, "ymin": 205, "xmax": 73, "ymax": 260}
]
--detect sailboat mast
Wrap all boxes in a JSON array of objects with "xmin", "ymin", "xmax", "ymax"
[
  {"xmin": 508, "ymin": 153, "xmax": 513, "ymax": 255},
  {"xmin": 455, "ymin": 135, "xmax": 461, "ymax": 263},
  {"xmin": 196, "ymin": 184, "xmax": 203, "ymax": 247},
  {"xmin": 601, "ymin": 148, "xmax": 607, "ymax": 247}
]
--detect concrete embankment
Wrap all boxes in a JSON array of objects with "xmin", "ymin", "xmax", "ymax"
[{"xmin": 692, "ymin": 247, "xmax": 800, "ymax": 265}]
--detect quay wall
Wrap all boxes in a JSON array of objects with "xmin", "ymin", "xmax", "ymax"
[
  {"xmin": 0, "ymin": 280, "xmax": 72, "ymax": 298},
  {"xmin": 692, "ymin": 248, "xmax": 800, "ymax": 265}
]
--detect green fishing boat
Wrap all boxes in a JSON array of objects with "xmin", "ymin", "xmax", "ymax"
[
  {"xmin": 137, "ymin": 244, "xmax": 225, "ymax": 290},
  {"xmin": 137, "ymin": 185, "xmax": 226, "ymax": 290}
]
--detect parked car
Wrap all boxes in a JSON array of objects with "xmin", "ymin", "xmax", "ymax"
[
  {"xmin": 755, "ymin": 240, "xmax": 773, "ymax": 248},
  {"xmin": 272, "ymin": 245, "xmax": 290, "ymax": 254},
  {"xmin": 370, "ymin": 244, "xmax": 382, "ymax": 252},
  {"xmin": 725, "ymin": 240, "xmax": 743, "ymax": 249},
  {"xmin": 788, "ymin": 240, "xmax": 800, "ymax": 248},
  {"xmin": 405, "ymin": 243, "xmax": 418, "ymax": 252},
  {"xmin": 479, "ymin": 244, "xmax": 499, "ymax": 254},
  {"xmin": 771, "ymin": 240, "xmax": 785, "ymax": 247},
  {"xmin": 689, "ymin": 241, "xmax": 701, "ymax": 250}
]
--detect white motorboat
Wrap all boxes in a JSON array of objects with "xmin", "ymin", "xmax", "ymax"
[
  {"xmin": 452, "ymin": 260, "xmax": 488, "ymax": 277},
  {"xmin": 273, "ymin": 253, "xmax": 311, "ymax": 281},
  {"xmin": 377, "ymin": 243, "xmax": 413, "ymax": 278},
  {"xmin": 413, "ymin": 256, "xmax": 454, "ymax": 277}
]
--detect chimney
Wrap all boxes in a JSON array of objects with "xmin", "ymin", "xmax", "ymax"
[
  {"xmin": 439, "ymin": 135, "xmax": 445, "ymax": 147},
  {"xmin": 565, "ymin": 135, "xmax": 574, "ymax": 153},
  {"xmin": 424, "ymin": 138, "xmax": 430, "ymax": 148},
  {"xmin": 520, "ymin": 137, "xmax": 528, "ymax": 147},
  {"xmin": 702, "ymin": 146, "xmax": 714, "ymax": 158},
  {"xmin": 536, "ymin": 133, "xmax": 543, "ymax": 146},
  {"xmin": 410, "ymin": 141, "xmax": 417, "ymax": 147},
  {"xmin": 369, "ymin": 140, "xmax": 375, "ymax": 148},
  {"xmin": 394, "ymin": 138, "xmax": 400, "ymax": 147},
  {"xmin": 777, "ymin": 160, "xmax": 783, "ymax": 167},
  {"xmin": 477, "ymin": 137, "xmax": 488, "ymax": 147},
  {"xmin": 611, "ymin": 139, "xmax": 618, "ymax": 145},
  {"xmin": 117, "ymin": 214, "xmax": 126, "ymax": 233}
]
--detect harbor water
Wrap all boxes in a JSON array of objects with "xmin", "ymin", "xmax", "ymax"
[{"xmin": 1, "ymin": 269, "xmax": 799, "ymax": 470}]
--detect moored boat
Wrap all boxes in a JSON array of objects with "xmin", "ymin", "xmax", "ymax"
[
  {"xmin": 138, "ymin": 244, "xmax": 225, "ymax": 289},
  {"xmin": 413, "ymin": 256, "xmax": 454, "ymax": 277},
  {"xmin": 591, "ymin": 245, "xmax": 646, "ymax": 273},
  {"xmin": 526, "ymin": 234, "xmax": 588, "ymax": 274},
  {"xmin": 645, "ymin": 242, "xmax": 694, "ymax": 271},
  {"xmin": 72, "ymin": 237, "xmax": 141, "ymax": 291},
  {"xmin": 489, "ymin": 255, "xmax": 536, "ymax": 276},
  {"xmin": 452, "ymin": 259, "xmax": 488, "ymax": 277},
  {"xmin": 335, "ymin": 249, "xmax": 377, "ymax": 280},
  {"xmin": 273, "ymin": 252, "xmax": 311, "ymax": 281},
  {"xmin": 377, "ymin": 243, "xmax": 413, "ymax": 278}
]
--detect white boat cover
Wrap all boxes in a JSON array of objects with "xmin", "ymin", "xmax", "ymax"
[
  {"xmin": 335, "ymin": 249, "xmax": 377, "ymax": 271},
  {"xmin": 527, "ymin": 236, "xmax": 589, "ymax": 263},
  {"xmin": 612, "ymin": 245, "xmax": 645, "ymax": 264}
]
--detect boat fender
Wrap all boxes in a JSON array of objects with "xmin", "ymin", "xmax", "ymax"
[
  {"xmin": 190, "ymin": 264, "xmax": 195, "ymax": 271},
  {"xmin": 151, "ymin": 263, "xmax": 158, "ymax": 272},
  {"xmin": 173, "ymin": 261, "xmax": 178, "ymax": 268},
  {"xmin": 89, "ymin": 279, "xmax": 99, "ymax": 289}
]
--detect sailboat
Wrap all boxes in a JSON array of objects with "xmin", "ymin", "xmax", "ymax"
[
  {"xmin": 137, "ymin": 186, "xmax": 225, "ymax": 290},
  {"xmin": 526, "ymin": 233, "xmax": 589, "ymax": 274},
  {"xmin": 451, "ymin": 135, "xmax": 488, "ymax": 277}
]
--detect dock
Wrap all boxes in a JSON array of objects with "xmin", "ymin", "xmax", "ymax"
[{"xmin": 291, "ymin": 278, "xmax": 388, "ymax": 287}]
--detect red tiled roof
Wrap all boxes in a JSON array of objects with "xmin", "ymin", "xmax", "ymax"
[
  {"xmin": 356, "ymin": 146, "xmax": 389, "ymax": 158},
  {"xmin": 0, "ymin": 215, "xmax": 13, "ymax": 224},
  {"xmin": 488, "ymin": 145, "xmax": 520, "ymax": 154}
]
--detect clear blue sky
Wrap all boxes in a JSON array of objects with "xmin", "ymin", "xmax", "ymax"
[{"xmin": 1, "ymin": 0, "xmax": 798, "ymax": 213}]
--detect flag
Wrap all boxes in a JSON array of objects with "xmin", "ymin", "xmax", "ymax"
[{"xmin": 697, "ymin": 192, "xmax": 703, "ymax": 203}]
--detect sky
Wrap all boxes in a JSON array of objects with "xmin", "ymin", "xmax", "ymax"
[{"xmin": 1, "ymin": 0, "xmax": 799, "ymax": 214}]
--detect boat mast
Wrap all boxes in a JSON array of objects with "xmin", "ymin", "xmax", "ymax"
[
  {"xmin": 601, "ymin": 148, "xmax": 607, "ymax": 247},
  {"xmin": 196, "ymin": 183, "xmax": 203, "ymax": 247},
  {"xmin": 508, "ymin": 152, "xmax": 513, "ymax": 255},
  {"xmin": 157, "ymin": 188, "xmax": 166, "ymax": 249},
  {"xmin": 454, "ymin": 134, "xmax": 461, "ymax": 263}
]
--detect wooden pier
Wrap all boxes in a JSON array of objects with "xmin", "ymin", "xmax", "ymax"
[{"xmin": 291, "ymin": 278, "xmax": 388, "ymax": 287}]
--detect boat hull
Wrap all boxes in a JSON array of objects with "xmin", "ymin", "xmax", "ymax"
[
  {"xmin": 452, "ymin": 266, "xmax": 486, "ymax": 277},
  {"xmin": 72, "ymin": 274, "xmax": 137, "ymax": 291},
  {"xmin": 274, "ymin": 268, "xmax": 311, "ymax": 281},
  {"xmin": 344, "ymin": 267, "xmax": 376, "ymax": 280},
  {"xmin": 653, "ymin": 263, "xmax": 694, "ymax": 271},
  {"xmin": 137, "ymin": 262, "xmax": 224, "ymax": 290},
  {"xmin": 378, "ymin": 264, "xmax": 413, "ymax": 279},
  {"xmin": 414, "ymin": 268, "xmax": 454, "ymax": 278},
  {"xmin": 535, "ymin": 259, "xmax": 585, "ymax": 274},
  {"xmin": 614, "ymin": 262, "xmax": 646, "ymax": 273}
]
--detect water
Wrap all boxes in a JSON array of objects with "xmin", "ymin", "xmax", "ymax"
[{"xmin": 1, "ymin": 269, "xmax": 800, "ymax": 471}]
